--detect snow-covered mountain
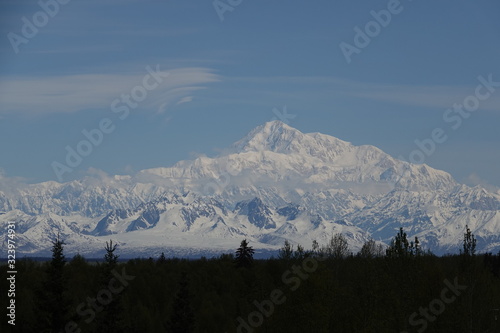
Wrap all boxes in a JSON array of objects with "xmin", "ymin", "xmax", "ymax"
[{"xmin": 1, "ymin": 121, "xmax": 499, "ymax": 257}]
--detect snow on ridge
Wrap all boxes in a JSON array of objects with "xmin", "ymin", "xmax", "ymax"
[{"xmin": 0, "ymin": 121, "xmax": 499, "ymax": 256}]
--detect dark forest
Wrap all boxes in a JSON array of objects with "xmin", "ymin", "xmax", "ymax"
[{"xmin": 2, "ymin": 228, "xmax": 500, "ymax": 333}]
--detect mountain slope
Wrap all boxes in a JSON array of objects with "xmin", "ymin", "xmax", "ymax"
[{"xmin": 1, "ymin": 121, "xmax": 499, "ymax": 256}]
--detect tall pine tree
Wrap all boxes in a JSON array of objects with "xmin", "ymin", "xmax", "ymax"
[
  {"xmin": 95, "ymin": 240, "xmax": 125, "ymax": 333},
  {"xmin": 43, "ymin": 234, "xmax": 69, "ymax": 332},
  {"xmin": 234, "ymin": 239, "xmax": 255, "ymax": 268},
  {"xmin": 167, "ymin": 272, "xmax": 195, "ymax": 333}
]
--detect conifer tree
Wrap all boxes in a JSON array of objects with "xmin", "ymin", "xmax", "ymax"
[
  {"xmin": 167, "ymin": 272, "xmax": 195, "ymax": 333},
  {"xmin": 157, "ymin": 252, "xmax": 167, "ymax": 265},
  {"xmin": 96, "ymin": 240, "xmax": 124, "ymax": 333},
  {"xmin": 278, "ymin": 240, "xmax": 294, "ymax": 261},
  {"xmin": 234, "ymin": 239, "xmax": 255, "ymax": 268},
  {"xmin": 386, "ymin": 227, "xmax": 413, "ymax": 258},
  {"xmin": 462, "ymin": 225, "xmax": 477, "ymax": 256},
  {"xmin": 45, "ymin": 234, "xmax": 69, "ymax": 331},
  {"xmin": 104, "ymin": 239, "xmax": 119, "ymax": 267},
  {"xmin": 414, "ymin": 236, "xmax": 421, "ymax": 256}
]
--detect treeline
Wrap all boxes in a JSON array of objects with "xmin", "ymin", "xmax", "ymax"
[{"xmin": 1, "ymin": 228, "xmax": 500, "ymax": 332}]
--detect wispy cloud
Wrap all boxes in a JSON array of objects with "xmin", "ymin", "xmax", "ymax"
[
  {"xmin": 155, "ymin": 87, "xmax": 203, "ymax": 113},
  {"xmin": 0, "ymin": 67, "xmax": 219, "ymax": 115},
  {"xmin": 343, "ymin": 83, "xmax": 500, "ymax": 111},
  {"xmin": 226, "ymin": 75, "xmax": 500, "ymax": 111},
  {"xmin": 176, "ymin": 96, "xmax": 194, "ymax": 106}
]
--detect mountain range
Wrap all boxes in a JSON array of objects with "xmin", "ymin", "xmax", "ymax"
[{"xmin": 1, "ymin": 121, "xmax": 499, "ymax": 257}]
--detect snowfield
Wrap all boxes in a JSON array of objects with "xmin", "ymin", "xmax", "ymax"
[{"xmin": 1, "ymin": 121, "xmax": 499, "ymax": 257}]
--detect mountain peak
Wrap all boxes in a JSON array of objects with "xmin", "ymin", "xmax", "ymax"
[
  {"xmin": 261, "ymin": 120, "xmax": 294, "ymax": 131},
  {"xmin": 231, "ymin": 121, "xmax": 353, "ymax": 162},
  {"xmin": 231, "ymin": 121, "xmax": 302, "ymax": 153},
  {"xmin": 2, "ymin": 121, "xmax": 500, "ymax": 256}
]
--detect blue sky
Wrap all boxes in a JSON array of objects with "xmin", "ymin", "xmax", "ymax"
[{"xmin": 0, "ymin": 0, "xmax": 499, "ymax": 188}]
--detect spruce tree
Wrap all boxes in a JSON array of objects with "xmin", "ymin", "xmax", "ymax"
[
  {"xmin": 104, "ymin": 239, "xmax": 119, "ymax": 267},
  {"xmin": 234, "ymin": 239, "xmax": 255, "ymax": 268},
  {"xmin": 278, "ymin": 240, "xmax": 293, "ymax": 261},
  {"xmin": 167, "ymin": 272, "xmax": 195, "ymax": 333},
  {"xmin": 95, "ymin": 240, "xmax": 124, "ymax": 333},
  {"xmin": 157, "ymin": 252, "xmax": 167, "ymax": 265},
  {"xmin": 386, "ymin": 227, "xmax": 413, "ymax": 258},
  {"xmin": 45, "ymin": 234, "xmax": 68, "ymax": 331},
  {"xmin": 462, "ymin": 225, "xmax": 477, "ymax": 256}
]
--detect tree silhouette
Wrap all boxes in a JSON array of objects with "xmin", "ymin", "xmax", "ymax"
[
  {"xmin": 104, "ymin": 239, "xmax": 119, "ymax": 267},
  {"xmin": 234, "ymin": 239, "xmax": 255, "ymax": 268},
  {"xmin": 359, "ymin": 239, "xmax": 384, "ymax": 258},
  {"xmin": 386, "ymin": 227, "xmax": 415, "ymax": 258},
  {"xmin": 414, "ymin": 236, "xmax": 421, "ymax": 256},
  {"xmin": 157, "ymin": 252, "xmax": 167, "ymax": 265},
  {"xmin": 278, "ymin": 240, "xmax": 294, "ymax": 261},
  {"xmin": 96, "ymin": 240, "xmax": 124, "ymax": 333},
  {"xmin": 167, "ymin": 272, "xmax": 195, "ymax": 333},
  {"xmin": 462, "ymin": 225, "xmax": 477, "ymax": 256},
  {"xmin": 45, "ymin": 234, "xmax": 68, "ymax": 331},
  {"xmin": 5, "ymin": 241, "xmax": 500, "ymax": 332},
  {"xmin": 325, "ymin": 233, "xmax": 350, "ymax": 259}
]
